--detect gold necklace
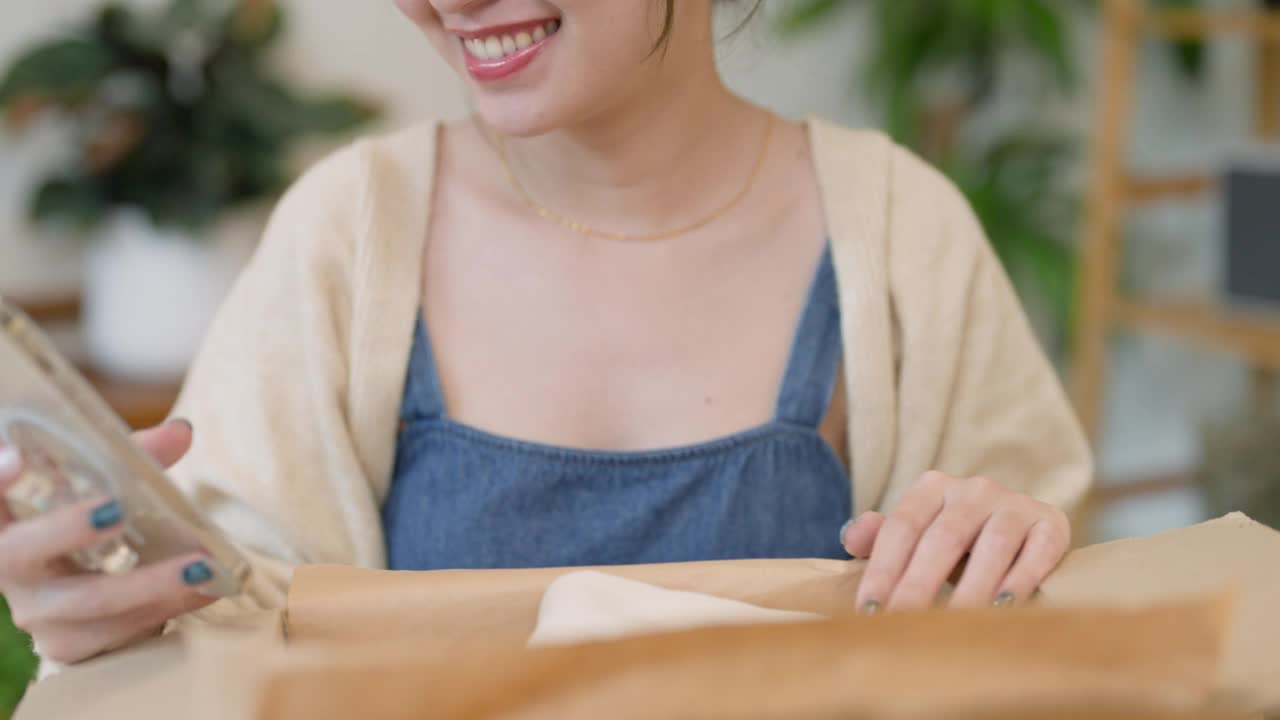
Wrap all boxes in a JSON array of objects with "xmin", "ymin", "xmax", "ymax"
[{"xmin": 495, "ymin": 115, "xmax": 775, "ymax": 242}]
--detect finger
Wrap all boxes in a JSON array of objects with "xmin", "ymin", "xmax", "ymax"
[
  {"xmin": 948, "ymin": 509, "xmax": 1035, "ymax": 608},
  {"xmin": 42, "ymin": 553, "xmax": 218, "ymax": 624},
  {"xmin": 33, "ymin": 582, "xmax": 213, "ymax": 665},
  {"xmin": 855, "ymin": 472, "xmax": 949, "ymax": 612},
  {"xmin": 133, "ymin": 419, "xmax": 193, "ymax": 469},
  {"xmin": 887, "ymin": 499, "xmax": 990, "ymax": 610},
  {"xmin": 995, "ymin": 518, "xmax": 1071, "ymax": 606},
  {"xmin": 0, "ymin": 496, "xmax": 125, "ymax": 581},
  {"xmin": 841, "ymin": 511, "xmax": 884, "ymax": 559},
  {"xmin": 0, "ymin": 445, "xmax": 21, "ymax": 526}
]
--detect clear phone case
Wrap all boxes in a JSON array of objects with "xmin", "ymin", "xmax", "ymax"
[{"xmin": 0, "ymin": 297, "xmax": 249, "ymax": 597}]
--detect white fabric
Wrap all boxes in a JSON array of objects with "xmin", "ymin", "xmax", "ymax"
[{"xmin": 529, "ymin": 570, "xmax": 822, "ymax": 647}]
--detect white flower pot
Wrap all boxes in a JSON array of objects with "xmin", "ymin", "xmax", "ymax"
[{"xmin": 83, "ymin": 209, "xmax": 255, "ymax": 382}]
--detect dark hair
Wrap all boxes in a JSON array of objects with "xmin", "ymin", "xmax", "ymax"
[{"xmin": 652, "ymin": 0, "xmax": 763, "ymax": 55}]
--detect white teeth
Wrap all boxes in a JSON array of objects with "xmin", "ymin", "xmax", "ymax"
[{"xmin": 463, "ymin": 21, "xmax": 559, "ymax": 61}]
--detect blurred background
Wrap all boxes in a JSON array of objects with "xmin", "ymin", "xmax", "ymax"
[{"xmin": 1, "ymin": 0, "xmax": 1278, "ymax": 714}]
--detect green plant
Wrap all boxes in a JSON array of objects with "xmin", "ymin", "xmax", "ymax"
[
  {"xmin": 0, "ymin": 0, "xmax": 378, "ymax": 233},
  {"xmin": 0, "ymin": 597, "xmax": 36, "ymax": 719},
  {"xmin": 1159, "ymin": 0, "xmax": 1208, "ymax": 81},
  {"xmin": 780, "ymin": 0, "xmax": 1088, "ymax": 350}
]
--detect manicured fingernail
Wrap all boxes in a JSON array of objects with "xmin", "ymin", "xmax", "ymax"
[
  {"xmin": 90, "ymin": 500, "xmax": 123, "ymax": 530},
  {"xmin": 0, "ymin": 447, "xmax": 19, "ymax": 475},
  {"xmin": 182, "ymin": 561, "xmax": 213, "ymax": 586},
  {"xmin": 838, "ymin": 519, "xmax": 852, "ymax": 546},
  {"xmin": 994, "ymin": 591, "xmax": 1016, "ymax": 608},
  {"xmin": 860, "ymin": 600, "xmax": 882, "ymax": 615}
]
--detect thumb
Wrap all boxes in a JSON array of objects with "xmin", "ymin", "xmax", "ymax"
[
  {"xmin": 841, "ymin": 511, "xmax": 885, "ymax": 559},
  {"xmin": 132, "ymin": 419, "xmax": 194, "ymax": 469}
]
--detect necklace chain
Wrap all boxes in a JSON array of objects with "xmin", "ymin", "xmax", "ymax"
[{"xmin": 494, "ymin": 115, "xmax": 775, "ymax": 243}]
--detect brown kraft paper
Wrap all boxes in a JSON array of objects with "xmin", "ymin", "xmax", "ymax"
[{"xmin": 260, "ymin": 594, "xmax": 1234, "ymax": 720}]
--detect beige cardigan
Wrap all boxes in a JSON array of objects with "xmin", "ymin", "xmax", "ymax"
[{"xmin": 159, "ymin": 118, "xmax": 1091, "ymax": 621}]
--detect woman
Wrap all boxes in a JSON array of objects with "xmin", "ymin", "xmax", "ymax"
[{"xmin": 0, "ymin": 0, "xmax": 1090, "ymax": 669}]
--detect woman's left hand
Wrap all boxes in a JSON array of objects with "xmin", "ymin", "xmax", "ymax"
[{"xmin": 841, "ymin": 471, "xmax": 1071, "ymax": 612}]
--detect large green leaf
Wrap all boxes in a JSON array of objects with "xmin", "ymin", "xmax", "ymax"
[
  {"xmin": 0, "ymin": 597, "xmax": 37, "ymax": 719},
  {"xmin": 228, "ymin": 4, "xmax": 285, "ymax": 51},
  {"xmin": 777, "ymin": 0, "xmax": 855, "ymax": 34},
  {"xmin": 4, "ymin": 0, "xmax": 380, "ymax": 235},
  {"xmin": 1017, "ymin": 0, "xmax": 1075, "ymax": 89},
  {"xmin": 0, "ymin": 38, "xmax": 112, "ymax": 107},
  {"xmin": 215, "ymin": 67, "xmax": 376, "ymax": 140}
]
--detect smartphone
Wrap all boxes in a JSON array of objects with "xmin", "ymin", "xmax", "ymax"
[{"xmin": 0, "ymin": 296, "xmax": 249, "ymax": 597}]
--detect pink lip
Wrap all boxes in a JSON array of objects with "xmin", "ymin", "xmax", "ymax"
[{"xmin": 457, "ymin": 20, "xmax": 558, "ymax": 83}]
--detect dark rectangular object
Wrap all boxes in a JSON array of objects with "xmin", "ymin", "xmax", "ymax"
[{"xmin": 1224, "ymin": 166, "xmax": 1280, "ymax": 308}]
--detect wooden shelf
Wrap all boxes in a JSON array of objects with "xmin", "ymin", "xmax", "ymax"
[
  {"xmin": 1074, "ymin": 0, "xmax": 1280, "ymax": 469},
  {"xmin": 1123, "ymin": 172, "xmax": 1216, "ymax": 204},
  {"xmin": 13, "ymin": 295, "xmax": 82, "ymax": 325},
  {"xmin": 1086, "ymin": 472, "xmax": 1195, "ymax": 508},
  {"xmin": 1145, "ymin": 8, "xmax": 1280, "ymax": 40},
  {"xmin": 1112, "ymin": 299, "xmax": 1280, "ymax": 369},
  {"xmin": 83, "ymin": 369, "xmax": 182, "ymax": 430}
]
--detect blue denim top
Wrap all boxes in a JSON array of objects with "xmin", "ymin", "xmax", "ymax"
[{"xmin": 383, "ymin": 246, "xmax": 851, "ymax": 570}]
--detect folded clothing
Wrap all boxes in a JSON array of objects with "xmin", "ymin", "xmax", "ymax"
[{"xmin": 529, "ymin": 571, "xmax": 822, "ymax": 647}]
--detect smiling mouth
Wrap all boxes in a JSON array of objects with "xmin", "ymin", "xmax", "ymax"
[{"xmin": 459, "ymin": 19, "xmax": 561, "ymax": 63}]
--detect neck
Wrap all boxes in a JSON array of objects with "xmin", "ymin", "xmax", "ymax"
[{"xmin": 496, "ymin": 55, "xmax": 768, "ymax": 240}]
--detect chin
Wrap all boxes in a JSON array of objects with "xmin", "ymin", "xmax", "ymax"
[
  {"xmin": 471, "ymin": 95, "xmax": 564, "ymax": 138},
  {"xmin": 471, "ymin": 101, "xmax": 550, "ymax": 137}
]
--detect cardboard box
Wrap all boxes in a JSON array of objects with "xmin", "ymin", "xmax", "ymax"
[{"xmin": 15, "ymin": 514, "xmax": 1280, "ymax": 719}]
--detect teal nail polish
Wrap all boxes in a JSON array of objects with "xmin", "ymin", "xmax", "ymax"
[
  {"xmin": 994, "ymin": 591, "xmax": 1016, "ymax": 608},
  {"xmin": 90, "ymin": 501, "xmax": 123, "ymax": 530},
  {"xmin": 860, "ymin": 600, "xmax": 882, "ymax": 615},
  {"xmin": 838, "ymin": 519, "xmax": 852, "ymax": 546},
  {"xmin": 182, "ymin": 561, "xmax": 212, "ymax": 586}
]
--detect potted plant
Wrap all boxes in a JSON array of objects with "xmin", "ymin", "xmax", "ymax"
[{"xmin": 0, "ymin": 0, "xmax": 377, "ymax": 380}]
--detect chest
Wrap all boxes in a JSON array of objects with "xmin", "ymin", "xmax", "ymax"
[{"xmin": 418, "ymin": 132, "xmax": 843, "ymax": 457}]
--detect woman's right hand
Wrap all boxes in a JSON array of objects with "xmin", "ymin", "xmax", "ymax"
[{"xmin": 0, "ymin": 420, "xmax": 217, "ymax": 665}]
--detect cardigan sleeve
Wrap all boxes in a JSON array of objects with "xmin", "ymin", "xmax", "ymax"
[
  {"xmin": 162, "ymin": 139, "xmax": 389, "ymax": 619},
  {"xmin": 34, "ymin": 139, "xmax": 389, "ymax": 679},
  {"xmin": 879, "ymin": 147, "xmax": 1094, "ymax": 512}
]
